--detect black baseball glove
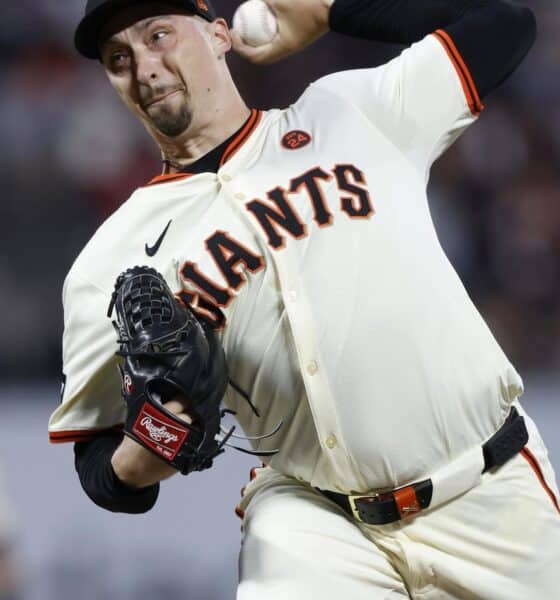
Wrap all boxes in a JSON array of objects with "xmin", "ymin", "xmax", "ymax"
[{"xmin": 107, "ymin": 266, "xmax": 229, "ymax": 474}]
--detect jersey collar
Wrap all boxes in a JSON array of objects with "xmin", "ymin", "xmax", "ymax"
[{"xmin": 145, "ymin": 109, "xmax": 263, "ymax": 187}]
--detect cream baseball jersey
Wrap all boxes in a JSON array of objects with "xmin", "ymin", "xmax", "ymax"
[{"xmin": 49, "ymin": 33, "xmax": 523, "ymax": 494}]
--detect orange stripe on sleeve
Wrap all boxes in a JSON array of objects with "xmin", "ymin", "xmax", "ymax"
[
  {"xmin": 432, "ymin": 29, "xmax": 484, "ymax": 117},
  {"xmin": 49, "ymin": 425, "xmax": 124, "ymax": 444}
]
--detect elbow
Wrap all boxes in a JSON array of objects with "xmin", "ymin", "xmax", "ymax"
[
  {"xmin": 501, "ymin": 3, "xmax": 537, "ymax": 56},
  {"xmin": 82, "ymin": 467, "xmax": 161, "ymax": 514},
  {"xmin": 518, "ymin": 6, "xmax": 537, "ymax": 53},
  {"xmin": 74, "ymin": 437, "xmax": 160, "ymax": 515},
  {"xmin": 84, "ymin": 486, "xmax": 159, "ymax": 515}
]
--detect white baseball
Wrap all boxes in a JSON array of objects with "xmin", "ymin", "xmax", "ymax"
[{"xmin": 233, "ymin": 0, "xmax": 279, "ymax": 47}]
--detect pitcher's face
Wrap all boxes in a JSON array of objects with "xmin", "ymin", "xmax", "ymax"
[{"xmin": 100, "ymin": 5, "xmax": 228, "ymax": 138}]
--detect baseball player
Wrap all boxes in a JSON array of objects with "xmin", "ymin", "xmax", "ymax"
[{"xmin": 49, "ymin": 0, "xmax": 560, "ymax": 597}]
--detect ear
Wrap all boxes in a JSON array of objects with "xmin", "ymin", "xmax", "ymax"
[{"xmin": 209, "ymin": 18, "xmax": 232, "ymax": 57}]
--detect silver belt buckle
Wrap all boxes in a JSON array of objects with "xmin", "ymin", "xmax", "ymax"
[{"xmin": 348, "ymin": 493, "xmax": 379, "ymax": 522}]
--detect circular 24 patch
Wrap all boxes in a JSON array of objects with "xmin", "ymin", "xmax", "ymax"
[{"xmin": 282, "ymin": 130, "xmax": 312, "ymax": 150}]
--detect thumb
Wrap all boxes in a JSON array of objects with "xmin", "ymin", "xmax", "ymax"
[{"xmin": 230, "ymin": 27, "xmax": 286, "ymax": 65}]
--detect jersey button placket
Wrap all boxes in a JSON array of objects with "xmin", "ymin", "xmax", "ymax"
[{"xmin": 272, "ymin": 253, "xmax": 355, "ymax": 479}]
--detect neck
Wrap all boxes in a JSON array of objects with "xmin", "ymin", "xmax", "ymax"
[{"xmin": 156, "ymin": 89, "xmax": 250, "ymax": 174}]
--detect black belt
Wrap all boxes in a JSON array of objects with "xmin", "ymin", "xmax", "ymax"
[{"xmin": 319, "ymin": 407, "xmax": 528, "ymax": 525}]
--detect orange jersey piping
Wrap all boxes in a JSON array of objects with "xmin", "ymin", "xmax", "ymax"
[
  {"xmin": 145, "ymin": 172, "xmax": 194, "ymax": 187},
  {"xmin": 143, "ymin": 109, "xmax": 263, "ymax": 187},
  {"xmin": 220, "ymin": 109, "xmax": 263, "ymax": 167},
  {"xmin": 432, "ymin": 29, "xmax": 484, "ymax": 116},
  {"xmin": 49, "ymin": 425, "xmax": 124, "ymax": 444}
]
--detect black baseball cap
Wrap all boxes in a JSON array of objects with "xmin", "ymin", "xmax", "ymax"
[{"xmin": 75, "ymin": 0, "xmax": 216, "ymax": 59}]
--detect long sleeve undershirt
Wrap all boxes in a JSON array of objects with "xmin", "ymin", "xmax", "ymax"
[
  {"xmin": 329, "ymin": 0, "xmax": 536, "ymax": 98},
  {"xmin": 74, "ymin": 432, "xmax": 160, "ymax": 513}
]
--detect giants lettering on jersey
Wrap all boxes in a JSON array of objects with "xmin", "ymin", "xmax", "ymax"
[{"xmin": 180, "ymin": 163, "xmax": 373, "ymax": 325}]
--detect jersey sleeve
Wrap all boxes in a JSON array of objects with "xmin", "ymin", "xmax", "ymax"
[
  {"xmin": 48, "ymin": 270, "xmax": 125, "ymax": 443},
  {"xmin": 312, "ymin": 32, "xmax": 483, "ymax": 176}
]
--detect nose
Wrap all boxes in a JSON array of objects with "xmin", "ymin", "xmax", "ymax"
[{"xmin": 134, "ymin": 51, "xmax": 160, "ymax": 85}]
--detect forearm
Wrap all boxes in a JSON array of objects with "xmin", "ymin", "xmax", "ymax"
[
  {"xmin": 73, "ymin": 396, "xmax": 193, "ymax": 513},
  {"xmin": 111, "ymin": 435, "xmax": 178, "ymax": 488},
  {"xmin": 74, "ymin": 432, "xmax": 162, "ymax": 514},
  {"xmin": 328, "ymin": 0, "xmax": 536, "ymax": 97}
]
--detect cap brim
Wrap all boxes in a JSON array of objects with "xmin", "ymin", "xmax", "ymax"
[
  {"xmin": 75, "ymin": 0, "xmax": 141, "ymax": 60},
  {"xmin": 75, "ymin": 0, "xmax": 215, "ymax": 60}
]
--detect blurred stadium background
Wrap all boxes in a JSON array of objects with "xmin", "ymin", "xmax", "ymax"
[{"xmin": 1, "ymin": 1, "xmax": 558, "ymax": 598}]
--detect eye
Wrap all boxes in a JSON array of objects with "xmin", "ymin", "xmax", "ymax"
[
  {"xmin": 109, "ymin": 50, "xmax": 130, "ymax": 69},
  {"xmin": 151, "ymin": 30, "xmax": 169, "ymax": 43}
]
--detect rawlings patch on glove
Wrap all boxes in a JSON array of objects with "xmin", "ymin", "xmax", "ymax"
[{"xmin": 108, "ymin": 266, "xmax": 229, "ymax": 474}]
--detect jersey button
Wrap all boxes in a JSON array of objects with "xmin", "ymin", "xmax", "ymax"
[
  {"xmin": 326, "ymin": 434, "xmax": 337, "ymax": 450},
  {"xmin": 306, "ymin": 360, "xmax": 318, "ymax": 375},
  {"xmin": 222, "ymin": 174, "xmax": 232, "ymax": 182},
  {"xmin": 234, "ymin": 192, "xmax": 246, "ymax": 201}
]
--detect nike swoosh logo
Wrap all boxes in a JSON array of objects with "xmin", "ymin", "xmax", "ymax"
[{"xmin": 145, "ymin": 220, "xmax": 173, "ymax": 257}]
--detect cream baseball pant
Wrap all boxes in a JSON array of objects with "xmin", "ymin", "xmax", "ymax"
[{"xmin": 236, "ymin": 406, "xmax": 560, "ymax": 599}]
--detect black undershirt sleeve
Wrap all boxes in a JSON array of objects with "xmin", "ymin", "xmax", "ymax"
[
  {"xmin": 74, "ymin": 432, "xmax": 159, "ymax": 514},
  {"xmin": 329, "ymin": 0, "xmax": 536, "ymax": 98}
]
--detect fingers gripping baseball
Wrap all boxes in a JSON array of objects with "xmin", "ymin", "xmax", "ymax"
[{"xmin": 232, "ymin": 0, "xmax": 333, "ymax": 65}]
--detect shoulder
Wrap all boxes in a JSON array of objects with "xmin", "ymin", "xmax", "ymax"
[
  {"xmin": 304, "ymin": 35, "xmax": 452, "ymax": 99},
  {"xmin": 286, "ymin": 70, "xmax": 371, "ymax": 122},
  {"xmin": 65, "ymin": 186, "xmax": 153, "ymax": 295},
  {"xmin": 292, "ymin": 61, "xmax": 397, "ymax": 124}
]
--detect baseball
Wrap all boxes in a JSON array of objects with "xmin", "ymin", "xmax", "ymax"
[{"xmin": 233, "ymin": 0, "xmax": 279, "ymax": 47}]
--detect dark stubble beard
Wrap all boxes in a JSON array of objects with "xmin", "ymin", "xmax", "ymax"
[{"xmin": 149, "ymin": 91, "xmax": 192, "ymax": 137}]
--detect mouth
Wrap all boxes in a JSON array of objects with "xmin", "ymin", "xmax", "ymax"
[{"xmin": 143, "ymin": 89, "xmax": 183, "ymax": 109}]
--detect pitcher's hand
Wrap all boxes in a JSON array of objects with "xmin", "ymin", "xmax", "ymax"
[{"xmin": 231, "ymin": 0, "xmax": 334, "ymax": 65}]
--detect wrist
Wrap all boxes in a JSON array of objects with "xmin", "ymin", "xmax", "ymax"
[
  {"xmin": 110, "ymin": 462, "xmax": 152, "ymax": 494},
  {"xmin": 110, "ymin": 440, "xmax": 145, "ymax": 488},
  {"xmin": 111, "ymin": 435, "xmax": 177, "ymax": 488}
]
